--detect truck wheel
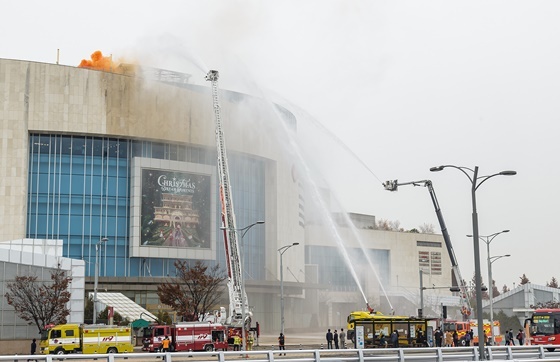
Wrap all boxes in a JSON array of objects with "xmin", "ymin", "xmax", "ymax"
[
  {"xmin": 54, "ymin": 348, "xmax": 66, "ymax": 355},
  {"xmin": 205, "ymin": 345, "xmax": 214, "ymax": 352},
  {"xmin": 547, "ymin": 348, "xmax": 556, "ymax": 352},
  {"xmin": 107, "ymin": 347, "xmax": 118, "ymax": 354}
]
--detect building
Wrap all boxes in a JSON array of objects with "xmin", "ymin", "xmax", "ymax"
[{"xmin": 0, "ymin": 57, "xmax": 454, "ymax": 341}]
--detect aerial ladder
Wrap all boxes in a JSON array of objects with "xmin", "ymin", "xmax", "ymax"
[
  {"xmin": 205, "ymin": 70, "xmax": 251, "ymax": 332},
  {"xmin": 383, "ymin": 179, "xmax": 472, "ymax": 319}
]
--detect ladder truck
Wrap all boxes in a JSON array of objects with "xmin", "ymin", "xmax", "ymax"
[
  {"xmin": 205, "ymin": 70, "xmax": 251, "ymax": 346},
  {"xmin": 383, "ymin": 179, "xmax": 472, "ymax": 319}
]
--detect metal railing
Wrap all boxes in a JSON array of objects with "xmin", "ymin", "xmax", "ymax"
[{"xmin": 3, "ymin": 345, "xmax": 560, "ymax": 362}]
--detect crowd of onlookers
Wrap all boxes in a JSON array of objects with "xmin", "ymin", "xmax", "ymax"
[
  {"xmin": 324, "ymin": 328, "xmax": 347, "ymax": 349},
  {"xmin": 431, "ymin": 327, "xmax": 525, "ymax": 347}
]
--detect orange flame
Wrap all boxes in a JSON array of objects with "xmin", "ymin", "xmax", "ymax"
[
  {"xmin": 78, "ymin": 50, "xmax": 116, "ymax": 71},
  {"xmin": 78, "ymin": 50, "xmax": 135, "ymax": 74}
]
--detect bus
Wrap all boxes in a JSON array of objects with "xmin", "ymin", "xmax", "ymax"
[
  {"xmin": 347, "ymin": 310, "xmax": 436, "ymax": 348},
  {"xmin": 528, "ymin": 308, "xmax": 560, "ymax": 351}
]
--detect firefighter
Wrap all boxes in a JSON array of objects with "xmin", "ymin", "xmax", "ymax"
[
  {"xmin": 247, "ymin": 333, "xmax": 254, "ymax": 351},
  {"xmin": 233, "ymin": 334, "xmax": 242, "ymax": 351}
]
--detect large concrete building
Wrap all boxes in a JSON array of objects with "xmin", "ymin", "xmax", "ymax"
[{"xmin": 0, "ymin": 57, "xmax": 455, "ymax": 341}]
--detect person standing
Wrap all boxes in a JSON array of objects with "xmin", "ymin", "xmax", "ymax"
[
  {"xmin": 340, "ymin": 328, "xmax": 346, "ymax": 349},
  {"xmin": 326, "ymin": 329, "xmax": 333, "ymax": 349},
  {"xmin": 452, "ymin": 330, "xmax": 459, "ymax": 347},
  {"xmin": 391, "ymin": 330, "xmax": 399, "ymax": 348},
  {"xmin": 334, "ymin": 329, "xmax": 339, "ymax": 349},
  {"xmin": 247, "ymin": 333, "xmax": 254, "ymax": 351},
  {"xmin": 233, "ymin": 334, "xmax": 242, "ymax": 351},
  {"xmin": 517, "ymin": 329, "xmax": 525, "ymax": 345},
  {"xmin": 278, "ymin": 333, "xmax": 285, "ymax": 355},
  {"xmin": 434, "ymin": 328, "xmax": 443, "ymax": 347},
  {"xmin": 464, "ymin": 331, "xmax": 471, "ymax": 346},
  {"xmin": 445, "ymin": 330, "xmax": 453, "ymax": 347},
  {"xmin": 505, "ymin": 329, "xmax": 512, "ymax": 345},
  {"xmin": 28, "ymin": 338, "xmax": 37, "ymax": 362},
  {"xmin": 161, "ymin": 336, "xmax": 170, "ymax": 352}
]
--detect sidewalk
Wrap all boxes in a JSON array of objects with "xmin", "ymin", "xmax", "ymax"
[{"xmin": 254, "ymin": 333, "xmax": 333, "ymax": 350}]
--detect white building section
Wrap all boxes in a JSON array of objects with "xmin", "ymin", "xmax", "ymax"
[
  {"xmin": 0, "ymin": 238, "xmax": 85, "ymax": 324},
  {"xmin": 91, "ymin": 292, "xmax": 157, "ymax": 323}
]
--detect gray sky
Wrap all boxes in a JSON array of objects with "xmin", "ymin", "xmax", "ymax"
[{"xmin": 2, "ymin": 1, "xmax": 558, "ymax": 291}]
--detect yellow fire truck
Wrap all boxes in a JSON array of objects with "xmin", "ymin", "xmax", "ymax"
[{"xmin": 40, "ymin": 324, "xmax": 134, "ymax": 354}]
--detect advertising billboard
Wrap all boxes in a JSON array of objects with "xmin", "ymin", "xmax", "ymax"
[
  {"xmin": 130, "ymin": 158, "xmax": 215, "ymax": 260},
  {"xmin": 141, "ymin": 168, "xmax": 211, "ymax": 249}
]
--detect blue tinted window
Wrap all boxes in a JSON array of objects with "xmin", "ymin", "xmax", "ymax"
[{"xmin": 27, "ymin": 134, "xmax": 266, "ymax": 280}]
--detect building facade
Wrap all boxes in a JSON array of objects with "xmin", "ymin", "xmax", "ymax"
[{"xmin": 0, "ymin": 58, "xmax": 454, "ymax": 339}]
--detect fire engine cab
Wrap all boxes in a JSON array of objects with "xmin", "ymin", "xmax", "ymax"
[{"xmin": 142, "ymin": 322, "xmax": 228, "ymax": 352}]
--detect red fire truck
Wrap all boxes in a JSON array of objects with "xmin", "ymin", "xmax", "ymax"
[{"xmin": 142, "ymin": 322, "xmax": 228, "ymax": 352}]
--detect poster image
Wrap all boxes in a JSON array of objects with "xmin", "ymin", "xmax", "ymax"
[{"xmin": 141, "ymin": 168, "xmax": 211, "ymax": 249}]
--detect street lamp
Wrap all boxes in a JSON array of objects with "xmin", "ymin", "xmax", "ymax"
[
  {"xmin": 467, "ymin": 229, "xmax": 510, "ymax": 345},
  {"xmin": 278, "ymin": 242, "xmax": 300, "ymax": 335},
  {"xmin": 93, "ymin": 237, "xmax": 108, "ymax": 324},
  {"xmin": 430, "ymin": 165, "xmax": 515, "ymax": 359},
  {"xmin": 221, "ymin": 221, "xmax": 264, "ymax": 354},
  {"xmin": 488, "ymin": 253, "xmax": 510, "ymax": 344}
]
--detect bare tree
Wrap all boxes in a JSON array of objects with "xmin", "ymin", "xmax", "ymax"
[
  {"xmin": 531, "ymin": 301, "xmax": 560, "ymax": 309},
  {"xmin": 491, "ymin": 280, "xmax": 500, "ymax": 298},
  {"xmin": 419, "ymin": 223, "xmax": 436, "ymax": 234},
  {"xmin": 5, "ymin": 264, "xmax": 71, "ymax": 333},
  {"xmin": 519, "ymin": 274, "xmax": 530, "ymax": 285},
  {"xmin": 157, "ymin": 260, "xmax": 226, "ymax": 321},
  {"xmin": 502, "ymin": 284, "xmax": 510, "ymax": 293},
  {"xmin": 546, "ymin": 277, "xmax": 559, "ymax": 288},
  {"xmin": 375, "ymin": 219, "xmax": 403, "ymax": 232}
]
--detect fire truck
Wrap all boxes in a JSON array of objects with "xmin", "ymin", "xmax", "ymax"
[
  {"xmin": 443, "ymin": 319, "xmax": 502, "ymax": 345},
  {"xmin": 142, "ymin": 322, "xmax": 228, "ymax": 352},
  {"xmin": 205, "ymin": 70, "xmax": 255, "ymax": 345},
  {"xmin": 40, "ymin": 324, "xmax": 134, "ymax": 354}
]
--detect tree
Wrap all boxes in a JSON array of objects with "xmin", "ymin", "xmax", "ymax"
[
  {"xmin": 531, "ymin": 301, "xmax": 560, "ymax": 309},
  {"xmin": 375, "ymin": 219, "xmax": 403, "ymax": 232},
  {"xmin": 502, "ymin": 284, "xmax": 510, "ymax": 293},
  {"xmin": 5, "ymin": 264, "xmax": 71, "ymax": 333},
  {"xmin": 546, "ymin": 277, "xmax": 559, "ymax": 288},
  {"xmin": 97, "ymin": 307, "xmax": 130, "ymax": 325},
  {"xmin": 84, "ymin": 295, "xmax": 94, "ymax": 323},
  {"xmin": 520, "ymin": 274, "xmax": 530, "ymax": 285},
  {"xmin": 157, "ymin": 260, "xmax": 226, "ymax": 321},
  {"xmin": 494, "ymin": 310, "xmax": 522, "ymax": 332},
  {"xmin": 155, "ymin": 310, "xmax": 173, "ymax": 325},
  {"xmin": 491, "ymin": 280, "xmax": 501, "ymax": 298},
  {"xmin": 419, "ymin": 223, "xmax": 435, "ymax": 234},
  {"xmin": 468, "ymin": 273, "xmax": 489, "ymax": 302}
]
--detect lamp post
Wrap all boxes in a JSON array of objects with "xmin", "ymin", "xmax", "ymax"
[
  {"xmin": 488, "ymin": 254, "xmax": 510, "ymax": 344},
  {"xmin": 93, "ymin": 237, "xmax": 108, "ymax": 324},
  {"xmin": 278, "ymin": 242, "xmax": 300, "ymax": 335},
  {"xmin": 430, "ymin": 165, "xmax": 515, "ymax": 359},
  {"xmin": 221, "ymin": 221, "xmax": 264, "ymax": 354},
  {"xmin": 467, "ymin": 230, "xmax": 510, "ymax": 345}
]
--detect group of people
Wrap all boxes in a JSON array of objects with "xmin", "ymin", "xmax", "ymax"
[
  {"xmin": 505, "ymin": 328, "xmax": 525, "ymax": 346},
  {"xmin": 325, "ymin": 328, "xmax": 347, "ymax": 349},
  {"xmin": 434, "ymin": 328, "xmax": 464, "ymax": 347},
  {"xmin": 433, "ymin": 327, "xmax": 526, "ymax": 347}
]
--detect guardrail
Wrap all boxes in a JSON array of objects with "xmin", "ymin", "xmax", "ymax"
[{"xmin": 1, "ymin": 345, "xmax": 560, "ymax": 362}]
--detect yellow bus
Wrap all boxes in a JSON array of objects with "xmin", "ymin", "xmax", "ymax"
[{"xmin": 347, "ymin": 311, "xmax": 435, "ymax": 348}]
